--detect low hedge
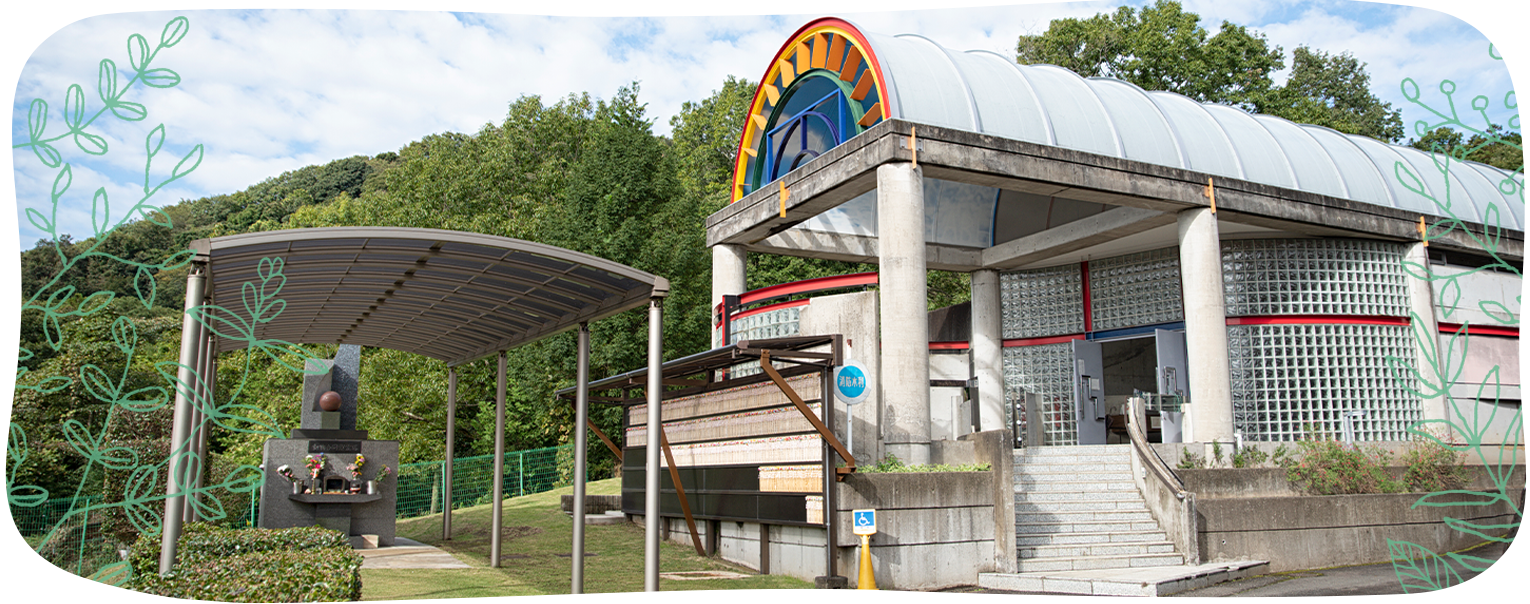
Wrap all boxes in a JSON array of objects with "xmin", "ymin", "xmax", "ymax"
[{"xmin": 128, "ymin": 523, "xmax": 362, "ymax": 601}]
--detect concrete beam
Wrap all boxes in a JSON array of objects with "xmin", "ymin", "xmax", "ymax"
[
  {"xmin": 981, "ymin": 206, "xmax": 1173, "ymax": 270},
  {"xmin": 704, "ymin": 120, "xmax": 1521, "ymax": 260},
  {"xmin": 750, "ymin": 228, "xmax": 982, "ymax": 272}
]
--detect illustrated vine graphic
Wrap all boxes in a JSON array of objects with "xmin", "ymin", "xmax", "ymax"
[
  {"xmin": 8, "ymin": 16, "xmax": 322, "ymax": 584},
  {"xmin": 1385, "ymin": 43, "xmax": 1523, "ymax": 592}
]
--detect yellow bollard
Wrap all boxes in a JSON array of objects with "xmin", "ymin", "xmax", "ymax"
[{"xmin": 857, "ymin": 534, "xmax": 877, "ymax": 590}]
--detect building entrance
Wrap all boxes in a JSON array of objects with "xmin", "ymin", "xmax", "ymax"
[{"xmin": 1072, "ymin": 329, "xmax": 1187, "ymax": 444}]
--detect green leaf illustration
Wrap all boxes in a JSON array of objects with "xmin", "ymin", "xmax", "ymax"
[
  {"xmin": 111, "ymin": 316, "xmax": 138, "ymax": 352},
  {"xmin": 9, "ymin": 424, "xmax": 28, "ymax": 460},
  {"xmin": 1410, "ymin": 490, "xmax": 1507, "ymax": 508},
  {"xmin": 27, "ymin": 98, "xmax": 47, "ymax": 140},
  {"xmin": 61, "ymin": 419, "xmax": 101, "ymax": 461},
  {"xmin": 171, "ymin": 143, "xmax": 204, "ymax": 179},
  {"xmin": 22, "ymin": 376, "xmax": 72, "ymax": 394},
  {"xmin": 1387, "ymin": 540, "xmax": 1461, "ymax": 593},
  {"xmin": 77, "ymin": 290, "xmax": 114, "ymax": 316},
  {"xmin": 97, "ymin": 58, "xmax": 118, "ymax": 102},
  {"xmin": 161, "ymin": 16, "xmax": 190, "ymax": 47},
  {"xmin": 134, "ymin": 266, "xmax": 157, "ymax": 309},
  {"xmin": 1447, "ymin": 552, "xmax": 1498, "ymax": 573},
  {"xmin": 1478, "ymin": 300, "xmax": 1516, "ymax": 324},
  {"xmin": 159, "ymin": 249, "xmax": 195, "ymax": 270},
  {"xmin": 63, "ymin": 83, "xmax": 85, "ymax": 130},
  {"xmin": 140, "ymin": 68, "xmax": 181, "ymax": 88},
  {"xmin": 111, "ymin": 100, "xmax": 147, "ymax": 121},
  {"xmin": 220, "ymin": 465, "xmax": 265, "ymax": 493},
  {"xmin": 118, "ymin": 386, "xmax": 169, "ymax": 413},
  {"xmin": 52, "ymin": 163, "xmax": 73, "ymax": 199},
  {"xmin": 98, "ymin": 446, "xmax": 140, "ymax": 471},
  {"xmin": 42, "ymin": 314, "xmax": 64, "ymax": 350},
  {"xmin": 24, "ymin": 207, "xmax": 53, "ymax": 235},
  {"xmin": 127, "ymin": 33, "xmax": 151, "ymax": 72},
  {"xmin": 145, "ymin": 123, "xmax": 165, "ymax": 157},
  {"xmin": 139, "ymin": 206, "xmax": 172, "ymax": 227},
  {"xmin": 87, "ymin": 561, "xmax": 133, "ymax": 587},
  {"xmin": 80, "ymin": 364, "xmax": 121, "ymax": 402},
  {"xmin": 186, "ymin": 305, "xmax": 253, "ymax": 341},
  {"xmin": 8, "ymin": 485, "xmax": 49, "ymax": 508},
  {"xmin": 32, "ymin": 141, "xmax": 62, "ymax": 167},
  {"xmin": 1441, "ymin": 517, "xmax": 1518, "ymax": 542},
  {"xmin": 75, "ymin": 131, "xmax": 108, "ymax": 155},
  {"xmin": 92, "ymin": 188, "xmax": 111, "ymax": 237}
]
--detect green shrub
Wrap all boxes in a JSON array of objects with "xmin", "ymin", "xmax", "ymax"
[
  {"xmin": 1285, "ymin": 437, "xmax": 1404, "ymax": 495},
  {"xmin": 1177, "ymin": 448, "xmax": 1205, "ymax": 469},
  {"xmin": 127, "ymin": 523, "xmax": 361, "ymax": 601},
  {"xmin": 1271, "ymin": 443, "xmax": 1295, "ymax": 468},
  {"xmin": 1401, "ymin": 437, "xmax": 1472, "ymax": 492},
  {"xmin": 1232, "ymin": 446, "xmax": 1269, "ymax": 468},
  {"xmin": 858, "ymin": 455, "xmax": 990, "ymax": 473}
]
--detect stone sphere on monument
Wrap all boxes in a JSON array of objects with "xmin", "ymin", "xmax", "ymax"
[{"xmin": 319, "ymin": 390, "xmax": 342, "ymax": 412}]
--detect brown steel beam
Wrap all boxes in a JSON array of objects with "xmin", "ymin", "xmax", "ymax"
[
  {"xmin": 657, "ymin": 426, "xmax": 707, "ymax": 557},
  {"xmin": 586, "ymin": 418, "xmax": 623, "ymax": 463},
  {"xmin": 759, "ymin": 351, "xmax": 856, "ymax": 477}
]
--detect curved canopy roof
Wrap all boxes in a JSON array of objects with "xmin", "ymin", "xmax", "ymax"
[
  {"xmin": 189, "ymin": 227, "xmax": 668, "ymax": 367},
  {"xmin": 733, "ymin": 17, "xmax": 1523, "ymax": 233}
]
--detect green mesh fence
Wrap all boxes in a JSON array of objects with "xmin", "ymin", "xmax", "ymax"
[{"xmin": 395, "ymin": 444, "xmax": 574, "ymax": 518}]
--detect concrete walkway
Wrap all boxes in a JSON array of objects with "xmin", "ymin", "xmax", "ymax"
[
  {"xmin": 355, "ymin": 537, "xmax": 472, "ymax": 570},
  {"xmin": 893, "ymin": 547, "xmax": 1505, "ymax": 602}
]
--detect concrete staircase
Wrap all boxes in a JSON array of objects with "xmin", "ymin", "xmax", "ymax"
[
  {"xmin": 978, "ymin": 444, "xmax": 1266, "ymax": 596},
  {"xmin": 1011, "ymin": 444, "xmax": 1183, "ymax": 572}
]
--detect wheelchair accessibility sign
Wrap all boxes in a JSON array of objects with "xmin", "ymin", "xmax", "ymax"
[{"xmin": 852, "ymin": 509, "xmax": 876, "ymax": 535}]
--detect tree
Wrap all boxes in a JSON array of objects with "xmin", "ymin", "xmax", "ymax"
[
  {"xmin": 1256, "ymin": 47, "xmax": 1404, "ymax": 142},
  {"xmin": 1018, "ymin": 0, "xmax": 1404, "ymax": 142},
  {"xmin": 1408, "ymin": 124, "xmax": 1523, "ymax": 172},
  {"xmin": 1016, "ymin": 0, "xmax": 1282, "ymax": 108}
]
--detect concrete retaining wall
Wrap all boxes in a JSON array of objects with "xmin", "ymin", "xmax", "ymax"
[
  {"xmin": 1181, "ymin": 466, "xmax": 1526, "ymax": 499},
  {"xmin": 1197, "ymin": 490, "xmax": 1523, "ymax": 572}
]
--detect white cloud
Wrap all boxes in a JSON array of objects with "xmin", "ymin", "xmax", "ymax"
[{"xmin": 5, "ymin": 0, "xmax": 1523, "ymax": 250}]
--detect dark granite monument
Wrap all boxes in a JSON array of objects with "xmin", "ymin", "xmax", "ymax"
[{"xmin": 258, "ymin": 345, "xmax": 400, "ymax": 546}]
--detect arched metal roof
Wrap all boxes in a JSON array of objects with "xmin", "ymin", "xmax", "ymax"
[
  {"xmin": 189, "ymin": 227, "xmax": 668, "ymax": 366},
  {"xmin": 849, "ymin": 23, "xmax": 1524, "ymax": 232}
]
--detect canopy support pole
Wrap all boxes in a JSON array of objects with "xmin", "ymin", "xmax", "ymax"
[
  {"xmin": 490, "ymin": 351, "xmax": 507, "ymax": 567},
  {"xmin": 572, "ymin": 323, "xmax": 590, "ymax": 593},
  {"xmin": 444, "ymin": 367, "xmax": 456, "ymax": 540},
  {"xmin": 644, "ymin": 296, "xmax": 664, "ymax": 592},
  {"xmin": 160, "ymin": 262, "xmax": 207, "ymax": 575}
]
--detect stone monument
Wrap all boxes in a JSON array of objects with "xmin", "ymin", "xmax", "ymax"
[{"xmin": 258, "ymin": 345, "xmax": 400, "ymax": 546}]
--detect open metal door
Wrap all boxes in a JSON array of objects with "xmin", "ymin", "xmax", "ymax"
[
  {"xmin": 1072, "ymin": 339, "xmax": 1106, "ymax": 445},
  {"xmin": 1154, "ymin": 329, "xmax": 1188, "ymax": 443}
]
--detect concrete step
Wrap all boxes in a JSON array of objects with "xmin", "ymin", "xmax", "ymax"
[
  {"xmin": 1015, "ymin": 454, "xmax": 1131, "ymax": 466},
  {"xmin": 1015, "ymin": 444, "xmax": 1131, "ymax": 456},
  {"xmin": 1016, "ymin": 520, "xmax": 1164, "ymax": 534},
  {"xmin": 1020, "ymin": 540, "xmax": 1178, "ymax": 559},
  {"xmin": 1014, "ymin": 490, "xmax": 1145, "ymax": 503},
  {"xmin": 978, "ymin": 560, "xmax": 1270, "ymax": 596},
  {"xmin": 1014, "ymin": 462, "xmax": 1132, "ymax": 473},
  {"xmin": 1017, "ymin": 509, "xmax": 1155, "ymax": 524},
  {"xmin": 1015, "ymin": 479, "xmax": 1139, "ymax": 493},
  {"xmin": 1013, "ymin": 552, "xmax": 1185, "ymax": 573},
  {"xmin": 1016, "ymin": 530, "xmax": 1169, "ymax": 547},
  {"xmin": 1017, "ymin": 471, "xmax": 1134, "ymax": 483},
  {"xmin": 1014, "ymin": 498, "xmax": 1146, "ymax": 513}
]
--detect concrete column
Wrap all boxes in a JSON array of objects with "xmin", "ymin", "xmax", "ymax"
[
  {"xmin": 712, "ymin": 244, "xmax": 747, "ymax": 345},
  {"xmin": 970, "ymin": 269, "xmax": 1005, "ymax": 432},
  {"xmin": 877, "ymin": 162, "xmax": 931, "ymax": 465},
  {"xmin": 160, "ymin": 263, "xmax": 207, "ymax": 575},
  {"xmin": 572, "ymin": 323, "xmax": 590, "ymax": 594},
  {"xmin": 644, "ymin": 297, "xmax": 664, "ymax": 592},
  {"xmin": 1404, "ymin": 243, "xmax": 1448, "ymax": 424},
  {"xmin": 1176, "ymin": 208, "xmax": 1233, "ymax": 446},
  {"xmin": 443, "ymin": 367, "xmax": 456, "ymax": 540},
  {"xmin": 490, "ymin": 351, "xmax": 506, "ymax": 567}
]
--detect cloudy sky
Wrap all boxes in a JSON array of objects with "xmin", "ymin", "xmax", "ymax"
[{"xmin": 5, "ymin": 0, "xmax": 1523, "ymax": 250}]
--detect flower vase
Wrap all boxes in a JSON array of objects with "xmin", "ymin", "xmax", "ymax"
[
  {"xmin": 292, "ymin": 481, "xmax": 302, "ymax": 495},
  {"xmin": 366, "ymin": 480, "xmax": 378, "ymax": 495}
]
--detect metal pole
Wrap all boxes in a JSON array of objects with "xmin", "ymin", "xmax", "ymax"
[
  {"xmin": 186, "ymin": 326, "xmax": 215, "ymax": 524},
  {"xmin": 444, "ymin": 367, "xmax": 456, "ymax": 540},
  {"xmin": 572, "ymin": 323, "xmax": 591, "ymax": 593},
  {"xmin": 491, "ymin": 351, "xmax": 507, "ymax": 567},
  {"xmin": 160, "ymin": 262, "xmax": 207, "ymax": 575},
  {"xmin": 644, "ymin": 296, "xmax": 664, "ymax": 592}
]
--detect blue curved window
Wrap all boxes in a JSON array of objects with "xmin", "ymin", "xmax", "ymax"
[{"xmin": 758, "ymin": 85, "xmax": 852, "ymax": 186}]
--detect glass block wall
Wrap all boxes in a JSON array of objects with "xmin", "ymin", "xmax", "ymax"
[
  {"xmin": 1003, "ymin": 343, "xmax": 1077, "ymax": 445},
  {"xmin": 1228, "ymin": 323, "xmax": 1420, "ymax": 441},
  {"xmin": 1089, "ymin": 247, "xmax": 1183, "ymax": 331},
  {"xmin": 1222, "ymin": 239, "xmax": 1410, "ymax": 317},
  {"xmin": 725, "ymin": 304, "xmax": 803, "ymax": 376},
  {"xmin": 1001, "ymin": 264, "xmax": 1084, "ymax": 338}
]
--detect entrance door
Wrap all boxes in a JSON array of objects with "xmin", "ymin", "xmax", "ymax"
[
  {"xmin": 1072, "ymin": 339, "xmax": 1106, "ymax": 445},
  {"xmin": 1154, "ymin": 329, "xmax": 1188, "ymax": 443}
]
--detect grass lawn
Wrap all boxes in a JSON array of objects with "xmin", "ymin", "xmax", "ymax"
[{"xmin": 360, "ymin": 478, "xmax": 812, "ymax": 599}]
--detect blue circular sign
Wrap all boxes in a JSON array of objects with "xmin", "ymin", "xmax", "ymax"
[{"xmin": 833, "ymin": 361, "xmax": 871, "ymax": 405}]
